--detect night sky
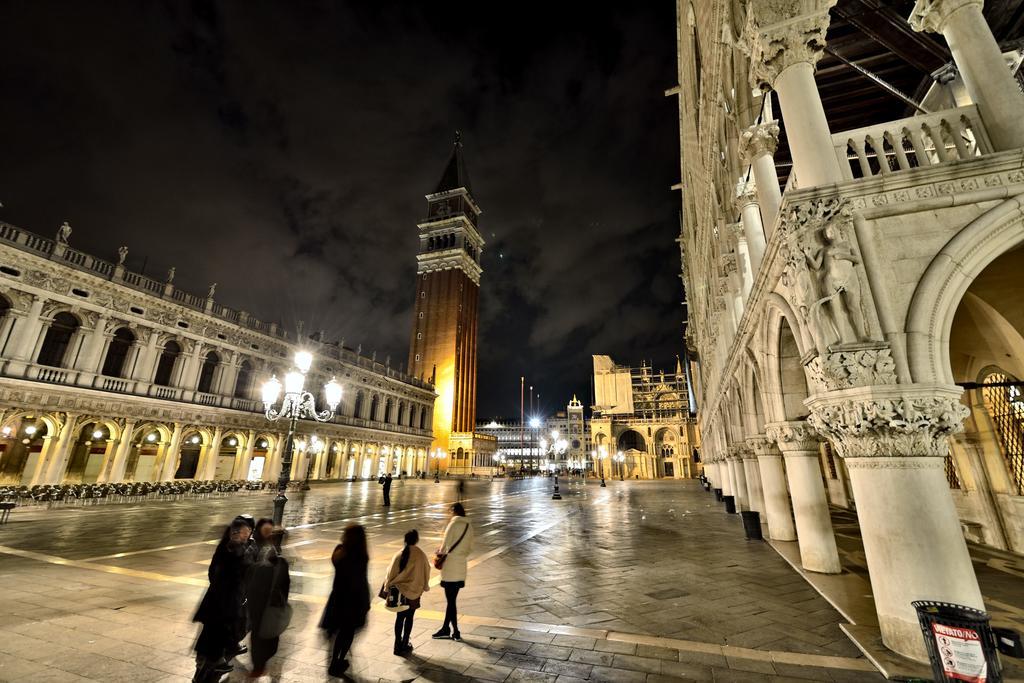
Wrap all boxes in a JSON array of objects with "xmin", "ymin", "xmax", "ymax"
[{"xmin": 0, "ymin": 1, "xmax": 682, "ymax": 419}]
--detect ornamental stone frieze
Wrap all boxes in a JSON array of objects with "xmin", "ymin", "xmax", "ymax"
[
  {"xmin": 740, "ymin": 0, "xmax": 838, "ymax": 90},
  {"xmin": 738, "ymin": 120, "xmax": 781, "ymax": 163},
  {"xmin": 805, "ymin": 384, "xmax": 969, "ymax": 458},
  {"xmin": 765, "ymin": 420, "xmax": 821, "ymax": 452},
  {"xmin": 804, "ymin": 343, "xmax": 897, "ymax": 392}
]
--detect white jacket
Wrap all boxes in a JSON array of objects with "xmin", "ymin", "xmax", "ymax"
[{"xmin": 438, "ymin": 516, "xmax": 473, "ymax": 583}]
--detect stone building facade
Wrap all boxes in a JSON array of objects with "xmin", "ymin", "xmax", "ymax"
[
  {"xmin": 478, "ymin": 395, "xmax": 593, "ymax": 473},
  {"xmin": 0, "ymin": 221, "xmax": 435, "ymax": 487},
  {"xmin": 590, "ymin": 355, "xmax": 700, "ymax": 479},
  {"xmin": 672, "ymin": 0, "xmax": 1024, "ymax": 662}
]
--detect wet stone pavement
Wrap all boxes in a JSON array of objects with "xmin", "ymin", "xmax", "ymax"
[{"xmin": 0, "ymin": 478, "xmax": 884, "ymax": 682}]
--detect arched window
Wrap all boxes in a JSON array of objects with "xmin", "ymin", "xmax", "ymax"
[
  {"xmin": 153, "ymin": 340, "xmax": 181, "ymax": 387},
  {"xmin": 233, "ymin": 359, "xmax": 253, "ymax": 399},
  {"xmin": 197, "ymin": 351, "xmax": 220, "ymax": 394},
  {"xmin": 384, "ymin": 398, "xmax": 393, "ymax": 424},
  {"xmin": 353, "ymin": 391, "xmax": 365, "ymax": 418},
  {"xmin": 101, "ymin": 327, "xmax": 135, "ymax": 378},
  {"xmin": 419, "ymin": 407, "xmax": 427, "ymax": 430},
  {"xmin": 981, "ymin": 371, "xmax": 1024, "ymax": 495},
  {"xmin": 369, "ymin": 394, "xmax": 379, "ymax": 421},
  {"xmin": 37, "ymin": 312, "xmax": 80, "ymax": 367}
]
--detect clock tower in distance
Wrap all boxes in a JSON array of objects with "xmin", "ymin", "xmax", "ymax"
[{"xmin": 408, "ymin": 133, "xmax": 494, "ymax": 473}]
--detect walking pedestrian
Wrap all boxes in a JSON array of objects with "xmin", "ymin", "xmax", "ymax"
[
  {"xmin": 246, "ymin": 519, "xmax": 290, "ymax": 678},
  {"xmin": 383, "ymin": 529, "xmax": 430, "ymax": 655},
  {"xmin": 456, "ymin": 478, "xmax": 465, "ymax": 501},
  {"xmin": 320, "ymin": 525, "xmax": 370, "ymax": 678},
  {"xmin": 192, "ymin": 518, "xmax": 252, "ymax": 682},
  {"xmin": 382, "ymin": 472, "xmax": 393, "ymax": 506},
  {"xmin": 431, "ymin": 502, "xmax": 473, "ymax": 641}
]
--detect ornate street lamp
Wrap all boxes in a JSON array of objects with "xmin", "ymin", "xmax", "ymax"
[
  {"xmin": 615, "ymin": 450, "xmax": 625, "ymax": 481},
  {"xmin": 539, "ymin": 429, "xmax": 568, "ymax": 500},
  {"xmin": 430, "ymin": 447, "xmax": 445, "ymax": 483},
  {"xmin": 597, "ymin": 447, "xmax": 608, "ymax": 487},
  {"xmin": 262, "ymin": 350, "xmax": 342, "ymax": 535}
]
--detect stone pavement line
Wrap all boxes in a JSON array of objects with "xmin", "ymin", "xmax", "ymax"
[{"xmin": 0, "ymin": 544, "xmax": 208, "ymax": 587}]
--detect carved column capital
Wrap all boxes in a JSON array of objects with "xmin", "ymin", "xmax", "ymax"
[
  {"xmin": 745, "ymin": 434, "xmax": 777, "ymax": 457},
  {"xmin": 765, "ymin": 420, "xmax": 821, "ymax": 453},
  {"xmin": 741, "ymin": 1, "xmax": 838, "ymax": 90},
  {"xmin": 739, "ymin": 120, "xmax": 781, "ymax": 163},
  {"xmin": 806, "ymin": 384, "xmax": 969, "ymax": 458},
  {"xmin": 909, "ymin": 0, "xmax": 983, "ymax": 34}
]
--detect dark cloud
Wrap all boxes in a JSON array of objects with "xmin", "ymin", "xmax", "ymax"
[{"xmin": 0, "ymin": 1, "xmax": 682, "ymax": 418}]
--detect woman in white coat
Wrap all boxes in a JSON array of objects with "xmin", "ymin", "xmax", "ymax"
[{"xmin": 432, "ymin": 502, "xmax": 473, "ymax": 640}]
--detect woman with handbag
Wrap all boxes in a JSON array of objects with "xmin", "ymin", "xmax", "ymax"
[
  {"xmin": 320, "ymin": 524, "xmax": 370, "ymax": 677},
  {"xmin": 383, "ymin": 529, "xmax": 431, "ymax": 656},
  {"xmin": 246, "ymin": 519, "xmax": 290, "ymax": 678},
  {"xmin": 431, "ymin": 502, "xmax": 473, "ymax": 641}
]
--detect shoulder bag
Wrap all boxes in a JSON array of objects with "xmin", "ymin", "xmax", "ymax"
[{"xmin": 433, "ymin": 523, "xmax": 468, "ymax": 570}]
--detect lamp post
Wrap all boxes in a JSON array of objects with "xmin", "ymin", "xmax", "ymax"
[
  {"xmin": 301, "ymin": 435, "xmax": 322, "ymax": 491},
  {"xmin": 539, "ymin": 429, "xmax": 568, "ymax": 500},
  {"xmin": 615, "ymin": 451, "xmax": 625, "ymax": 481},
  {"xmin": 431, "ymin": 447, "xmax": 445, "ymax": 483},
  {"xmin": 597, "ymin": 447, "xmax": 608, "ymax": 487},
  {"xmin": 261, "ymin": 350, "xmax": 342, "ymax": 537}
]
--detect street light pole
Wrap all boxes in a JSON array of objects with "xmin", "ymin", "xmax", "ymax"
[{"xmin": 262, "ymin": 350, "xmax": 342, "ymax": 543}]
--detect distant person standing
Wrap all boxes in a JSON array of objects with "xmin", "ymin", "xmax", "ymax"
[
  {"xmin": 384, "ymin": 529, "xmax": 430, "ymax": 655},
  {"xmin": 320, "ymin": 525, "xmax": 370, "ymax": 677},
  {"xmin": 432, "ymin": 503, "xmax": 473, "ymax": 641},
  {"xmin": 456, "ymin": 478, "xmax": 465, "ymax": 501},
  {"xmin": 382, "ymin": 473, "xmax": 393, "ymax": 507}
]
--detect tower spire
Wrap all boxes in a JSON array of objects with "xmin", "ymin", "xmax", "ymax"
[{"xmin": 434, "ymin": 130, "xmax": 472, "ymax": 195}]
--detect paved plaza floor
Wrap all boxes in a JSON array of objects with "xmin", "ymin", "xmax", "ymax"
[{"xmin": 0, "ymin": 478, "xmax": 888, "ymax": 682}]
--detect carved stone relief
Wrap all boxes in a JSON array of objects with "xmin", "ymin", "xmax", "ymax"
[{"xmin": 806, "ymin": 386, "xmax": 969, "ymax": 458}]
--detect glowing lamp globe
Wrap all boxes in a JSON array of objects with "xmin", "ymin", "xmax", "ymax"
[
  {"xmin": 262, "ymin": 375, "xmax": 282, "ymax": 406},
  {"xmin": 324, "ymin": 377, "xmax": 342, "ymax": 410}
]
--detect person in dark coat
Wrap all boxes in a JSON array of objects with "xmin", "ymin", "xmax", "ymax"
[
  {"xmin": 382, "ymin": 473, "xmax": 392, "ymax": 506},
  {"xmin": 246, "ymin": 518, "xmax": 290, "ymax": 677},
  {"xmin": 193, "ymin": 518, "xmax": 252, "ymax": 683},
  {"xmin": 320, "ymin": 524, "xmax": 370, "ymax": 677}
]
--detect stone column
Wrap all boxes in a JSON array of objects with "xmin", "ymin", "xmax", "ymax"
[
  {"xmin": 740, "ymin": 444, "xmax": 766, "ymax": 515},
  {"xmin": 738, "ymin": 122, "xmax": 782, "ymax": 235},
  {"xmin": 75, "ymin": 314, "xmax": 109, "ymax": 378},
  {"xmin": 729, "ymin": 222, "xmax": 755, "ymax": 301},
  {"xmin": 234, "ymin": 430, "xmax": 256, "ymax": 480},
  {"xmin": 766, "ymin": 421, "xmax": 840, "ymax": 573},
  {"xmin": 729, "ymin": 447, "xmax": 749, "ymax": 511},
  {"xmin": 160, "ymin": 424, "xmax": 184, "ymax": 481},
  {"xmin": 264, "ymin": 436, "xmax": 285, "ymax": 482},
  {"xmin": 132, "ymin": 330, "xmax": 161, "ymax": 382},
  {"xmin": 745, "ymin": 4, "xmax": 844, "ymax": 187},
  {"xmin": 749, "ymin": 435, "xmax": 797, "ymax": 540},
  {"xmin": 102, "ymin": 419, "xmax": 137, "ymax": 483},
  {"xmin": 41, "ymin": 413, "xmax": 82, "ymax": 484},
  {"xmin": 5, "ymin": 296, "xmax": 45, "ymax": 375},
  {"xmin": 719, "ymin": 456, "xmax": 734, "ymax": 496},
  {"xmin": 911, "ymin": 0, "xmax": 1024, "ymax": 151},
  {"xmin": 808, "ymin": 385, "xmax": 986, "ymax": 661}
]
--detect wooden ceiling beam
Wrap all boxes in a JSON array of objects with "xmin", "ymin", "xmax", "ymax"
[{"xmin": 832, "ymin": 0, "xmax": 949, "ymax": 73}]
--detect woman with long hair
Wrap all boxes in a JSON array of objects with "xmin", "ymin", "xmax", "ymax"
[
  {"xmin": 193, "ymin": 518, "xmax": 252, "ymax": 682},
  {"xmin": 320, "ymin": 525, "xmax": 370, "ymax": 677},
  {"xmin": 246, "ymin": 518, "xmax": 290, "ymax": 677},
  {"xmin": 384, "ymin": 529, "xmax": 430, "ymax": 655},
  {"xmin": 432, "ymin": 502, "xmax": 473, "ymax": 641}
]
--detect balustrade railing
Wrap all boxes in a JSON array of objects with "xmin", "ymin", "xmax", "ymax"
[
  {"xmin": 195, "ymin": 392, "xmax": 219, "ymax": 406},
  {"xmin": 100, "ymin": 377, "xmax": 130, "ymax": 393},
  {"xmin": 151, "ymin": 385, "xmax": 180, "ymax": 400},
  {"xmin": 831, "ymin": 105, "xmax": 993, "ymax": 180},
  {"xmin": 36, "ymin": 367, "xmax": 70, "ymax": 384}
]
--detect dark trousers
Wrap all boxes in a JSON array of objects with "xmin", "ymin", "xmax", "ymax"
[
  {"xmin": 442, "ymin": 584, "xmax": 461, "ymax": 633},
  {"xmin": 395, "ymin": 606, "xmax": 416, "ymax": 645},
  {"xmin": 383, "ymin": 489, "xmax": 391, "ymax": 506},
  {"xmin": 331, "ymin": 626, "xmax": 356, "ymax": 664}
]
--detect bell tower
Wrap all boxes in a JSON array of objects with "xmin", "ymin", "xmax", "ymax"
[{"xmin": 408, "ymin": 132, "xmax": 484, "ymax": 460}]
